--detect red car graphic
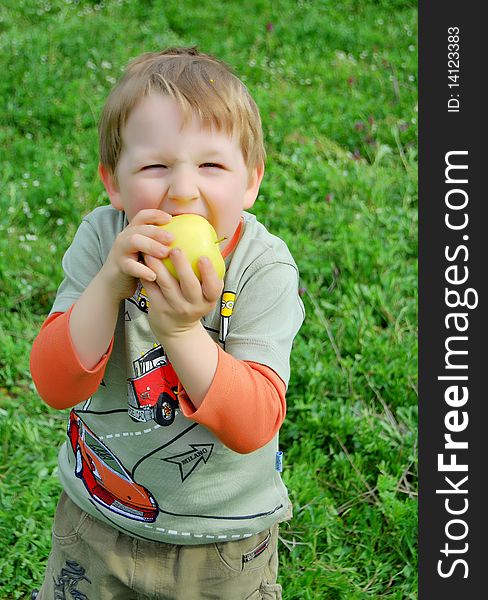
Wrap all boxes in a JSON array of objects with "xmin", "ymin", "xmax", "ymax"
[
  {"xmin": 67, "ymin": 411, "xmax": 158, "ymax": 522},
  {"xmin": 128, "ymin": 345, "xmax": 179, "ymax": 426}
]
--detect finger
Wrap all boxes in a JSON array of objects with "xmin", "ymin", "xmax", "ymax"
[
  {"xmin": 198, "ymin": 257, "xmax": 224, "ymax": 301},
  {"xmin": 144, "ymin": 254, "xmax": 180, "ymax": 295},
  {"xmin": 167, "ymin": 248, "xmax": 203, "ymax": 301},
  {"xmin": 122, "ymin": 257, "xmax": 157, "ymax": 282},
  {"xmin": 122, "ymin": 231, "xmax": 172, "ymax": 259},
  {"xmin": 127, "ymin": 224, "xmax": 174, "ymax": 246},
  {"xmin": 130, "ymin": 209, "xmax": 173, "ymax": 227}
]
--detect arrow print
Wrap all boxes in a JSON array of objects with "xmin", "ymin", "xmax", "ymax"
[{"xmin": 162, "ymin": 444, "xmax": 214, "ymax": 482}]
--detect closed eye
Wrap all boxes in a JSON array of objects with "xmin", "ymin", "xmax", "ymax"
[
  {"xmin": 142, "ymin": 164, "xmax": 167, "ymax": 170},
  {"xmin": 200, "ymin": 163, "xmax": 224, "ymax": 169}
]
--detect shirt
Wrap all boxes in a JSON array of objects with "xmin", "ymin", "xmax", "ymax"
[{"xmin": 31, "ymin": 206, "xmax": 304, "ymax": 544}]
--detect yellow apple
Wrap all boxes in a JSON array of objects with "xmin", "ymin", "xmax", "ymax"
[{"xmin": 158, "ymin": 214, "xmax": 226, "ymax": 281}]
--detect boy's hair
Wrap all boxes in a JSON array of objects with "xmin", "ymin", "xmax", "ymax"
[{"xmin": 99, "ymin": 47, "xmax": 265, "ymax": 179}]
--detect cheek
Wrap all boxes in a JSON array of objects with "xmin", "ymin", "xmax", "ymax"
[
  {"xmin": 128, "ymin": 180, "xmax": 166, "ymax": 209},
  {"xmin": 209, "ymin": 200, "xmax": 244, "ymax": 239}
]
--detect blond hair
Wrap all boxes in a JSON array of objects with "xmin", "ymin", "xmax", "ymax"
[{"xmin": 98, "ymin": 47, "xmax": 265, "ymax": 178}]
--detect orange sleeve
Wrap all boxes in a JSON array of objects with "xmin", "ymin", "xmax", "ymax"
[
  {"xmin": 178, "ymin": 345, "xmax": 286, "ymax": 454},
  {"xmin": 30, "ymin": 306, "xmax": 113, "ymax": 410}
]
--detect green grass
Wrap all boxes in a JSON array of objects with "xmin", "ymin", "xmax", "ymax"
[{"xmin": 0, "ymin": 0, "xmax": 417, "ymax": 597}]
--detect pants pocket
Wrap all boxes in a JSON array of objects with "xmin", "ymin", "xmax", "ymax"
[
  {"xmin": 260, "ymin": 582, "xmax": 283, "ymax": 599},
  {"xmin": 214, "ymin": 528, "xmax": 274, "ymax": 574},
  {"xmin": 51, "ymin": 491, "xmax": 91, "ymax": 546},
  {"xmin": 245, "ymin": 582, "xmax": 282, "ymax": 600}
]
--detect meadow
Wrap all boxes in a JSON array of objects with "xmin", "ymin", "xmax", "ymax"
[{"xmin": 0, "ymin": 1, "xmax": 417, "ymax": 598}]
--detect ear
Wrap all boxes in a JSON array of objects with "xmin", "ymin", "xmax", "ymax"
[
  {"xmin": 243, "ymin": 162, "xmax": 265, "ymax": 210},
  {"xmin": 99, "ymin": 164, "xmax": 123, "ymax": 211}
]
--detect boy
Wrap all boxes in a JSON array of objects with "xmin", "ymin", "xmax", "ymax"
[{"xmin": 30, "ymin": 47, "xmax": 304, "ymax": 599}]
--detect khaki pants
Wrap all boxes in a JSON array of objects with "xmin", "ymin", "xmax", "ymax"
[{"xmin": 35, "ymin": 492, "xmax": 282, "ymax": 599}]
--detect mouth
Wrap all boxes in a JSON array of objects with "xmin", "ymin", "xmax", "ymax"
[
  {"xmin": 171, "ymin": 212, "xmax": 205, "ymax": 218},
  {"xmin": 171, "ymin": 212, "xmax": 209, "ymax": 222}
]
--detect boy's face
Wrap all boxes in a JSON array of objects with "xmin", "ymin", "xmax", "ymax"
[{"xmin": 100, "ymin": 94, "xmax": 264, "ymax": 250}]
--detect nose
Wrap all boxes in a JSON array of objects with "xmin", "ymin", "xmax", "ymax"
[{"xmin": 167, "ymin": 165, "xmax": 199, "ymax": 204}]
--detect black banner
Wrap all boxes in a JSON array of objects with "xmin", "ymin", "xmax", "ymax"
[{"xmin": 419, "ymin": 2, "xmax": 487, "ymax": 597}]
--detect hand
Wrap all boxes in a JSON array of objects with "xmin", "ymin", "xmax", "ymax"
[
  {"xmin": 143, "ymin": 249, "xmax": 224, "ymax": 342},
  {"xmin": 99, "ymin": 209, "xmax": 174, "ymax": 302}
]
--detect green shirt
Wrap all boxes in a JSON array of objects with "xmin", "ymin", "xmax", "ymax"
[{"xmin": 51, "ymin": 206, "xmax": 304, "ymax": 544}]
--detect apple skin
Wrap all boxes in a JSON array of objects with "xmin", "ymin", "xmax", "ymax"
[{"xmin": 158, "ymin": 214, "xmax": 226, "ymax": 281}]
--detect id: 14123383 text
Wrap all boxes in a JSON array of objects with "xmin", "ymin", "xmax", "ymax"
[{"xmin": 448, "ymin": 26, "xmax": 460, "ymax": 113}]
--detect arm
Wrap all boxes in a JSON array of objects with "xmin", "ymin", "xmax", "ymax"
[
  {"xmin": 178, "ymin": 346, "xmax": 287, "ymax": 453},
  {"xmin": 142, "ymin": 282, "xmax": 287, "ymax": 452},
  {"xmin": 67, "ymin": 267, "xmax": 121, "ymax": 370},
  {"xmin": 142, "ymin": 252, "xmax": 303, "ymax": 453},
  {"xmin": 143, "ymin": 251, "xmax": 224, "ymax": 407},
  {"xmin": 31, "ymin": 262, "xmax": 130, "ymax": 406},
  {"xmin": 159, "ymin": 321, "xmax": 218, "ymax": 409},
  {"xmin": 30, "ymin": 209, "xmax": 175, "ymax": 406},
  {"xmin": 30, "ymin": 308, "xmax": 114, "ymax": 409},
  {"xmin": 70, "ymin": 209, "xmax": 174, "ymax": 370}
]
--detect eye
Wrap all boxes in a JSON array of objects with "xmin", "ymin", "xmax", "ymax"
[
  {"xmin": 142, "ymin": 164, "xmax": 167, "ymax": 170},
  {"xmin": 200, "ymin": 162, "xmax": 223, "ymax": 169}
]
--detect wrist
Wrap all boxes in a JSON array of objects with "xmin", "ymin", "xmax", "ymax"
[
  {"xmin": 157, "ymin": 320, "xmax": 203, "ymax": 347},
  {"xmin": 98, "ymin": 262, "xmax": 135, "ymax": 304},
  {"xmin": 69, "ymin": 268, "xmax": 121, "ymax": 370}
]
